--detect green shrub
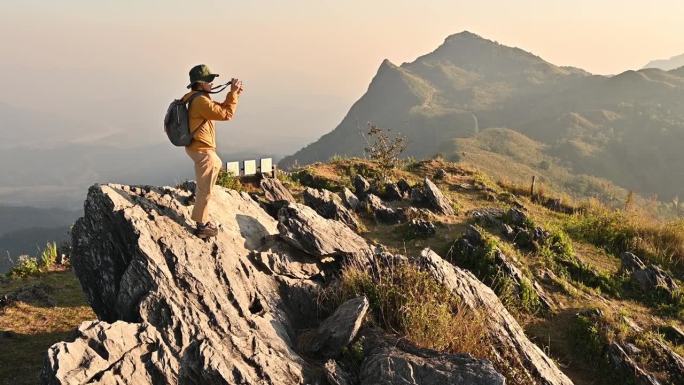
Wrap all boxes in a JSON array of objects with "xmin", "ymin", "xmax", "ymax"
[
  {"xmin": 8, "ymin": 256, "xmax": 41, "ymax": 279},
  {"xmin": 215, "ymin": 170, "xmax": 242, "ymax": 191},
  {"xmin": 539, "ymin": 225, "xmax": 623, "ymax": 296},
  {"xmin": 6, "ymin": 242, "xmax": 61, "ymax": 279},
  {"xmin": 446, "ymin": 228, "xmax": 544, "ymax": 314},
  {"xmin": 39, "ymin": 242, "xmax": 57, "ymax": 270}
]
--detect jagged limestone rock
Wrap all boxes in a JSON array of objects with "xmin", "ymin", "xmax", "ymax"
[
  {"xmin": 364, "ymin": 194, "xmax": 405, "ymax": 224},
  {"xmin": 632, "ymin": 265, "xmax": 679, "ymax": 295},
  {"xmin": 260, "ymin": 177, "xmax": 296, "ymax": 203},
  {"xmin": 620, "ymin": 252, "xmax": 647, "ymax": 272},
  {"xmin": 42, "ymin": 182, "xmax": 541, "ymax": 385},
  {"xmin": 422, "ymin": 178, "xmax": 455, "ymax": 215},
  {"xmin": 302, "ymin": 187, "xmax": 360, "ymax": 231},
  {"xmin": 382, "ymin": 183, "xmax": 404, "ymax": 201},
  {"xmin": 457, "ymin": 226, "xmax": 553, "ymax": 311},
  {"xmin": 341, "ymin": 187, "xmax": 360, "ymax": 211},
  {"xmin": 607, "ymin": 342, "xmax": 661, "ymax": 385},
  {"xmin": 299, "ymin": 296, "xmax": 369, "ymax": 358},
  {"xmin": 434, "ymin": 168, "xmax": 448, "ymax": 180},
  {"xmin": 407, "ymin": 218, "xmax": 436, "ymax": 238},
  {"xmin": 324, "ymin": 360, "xmax": 353, "ymax": 385},
  {"xmin": 397, "ymin": 179, "xmax": 411, "ymax": 195},
  {"xmin": 359, "ymin": 329, "xmax": 505, "ymax": 385},
  {"xmin": 278, "ymin": 201, "xmax": 373, "ymax": 265},
  {"xmin": 48, "ymin": 183, "xmax": 323, "ymax": 384},
  {"xmin": 418, "ymin": 248, "xmax": 574, "ymax": 385},
  {"xmin": 353, "ymin": 175, "xmax": 371, "ymax": 198},
  {"xmin": 42, "ymin": 321, "xmax": 172, "ymax": 385}
]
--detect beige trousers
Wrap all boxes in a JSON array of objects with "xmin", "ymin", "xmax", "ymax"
[{"xmin": 185, "ymin": 148, "xmax": 222, "ymax": 224}]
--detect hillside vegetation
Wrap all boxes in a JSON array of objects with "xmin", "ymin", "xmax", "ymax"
[{"xmin": 281, "ymin": 157, "xmax": 684, "ymax": 385}]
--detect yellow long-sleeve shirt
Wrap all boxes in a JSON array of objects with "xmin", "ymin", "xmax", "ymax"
[{"xmin": 182, "ymin": 90, "xmax": 239, "ymax": 152}]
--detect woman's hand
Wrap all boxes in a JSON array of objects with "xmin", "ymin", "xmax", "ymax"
[{"xmin": 231, "ymin": 78, "xmax": 244, "ymax": 94}]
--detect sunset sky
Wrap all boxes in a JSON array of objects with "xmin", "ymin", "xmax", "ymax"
[{"xmin": 2, "ymin": 0, "xmax": 683, "ymax": 151}]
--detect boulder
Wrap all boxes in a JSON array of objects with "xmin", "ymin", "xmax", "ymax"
[
  {"xmin": 632, "ymin": 265, "xmax": 679, "ymax": 295},
  {"xmin": 341, "ymin": 187, "xmax": 360, "ymax": 211},
  {"xmin": 434, "ymin": 168, "xmax": 448, "ymax": 180},
  {"xmin": 42, "ymin": 321, "xmax": 172, "ymax": 385},
  {"xmin": 46, "ymin": 183, "xmax": 329, "ymax": 384},
  {"xmin": 423, "ymin": 178, "xmax": 455, "ymax": 215},
  {"xmin": 620, "ymin": 252, "xmax": 646, "ymax": 272},
  {"xmin": 396, "ymin": 179, "xmax": 411, "ymax": 195},
  {"xmin": 418, "ymin": 248, "xmax": 574, "ymax": 385},
  {"xmin": 407, "ymin": 219, "xmax": 436, "ymax": 238},
  {"xmin": 299, "ymin": 296, "xmax": 369, "ymax": 358},
  {"xmin": 505, "ymin": 207, "xmax": 529, "ymax": 227},
  {"xmin": 662, "ymin": 324, "xmax": 684, "ymax": 345},
  {"xmin": 607, "ymin": 342, "xmax": 661, "ymax": 385},
  {"xmin": 353, "ymin": 175, "xmax": 371, "ymax": 197},
  {"xmin": 410, "ymin": 187, "xmax": 426, "ymax": 204},
  {"xmin": 359, "ymin": 329, "xmax": 505, "ymax": 385},
  {"xmin": 278, "ymin": 201, "xmax": 373, "ymax": 265},
  {"xmin": 364, "ymin": 194, "xmax": 405, "ymax": 224},
  {"xmin": 260, "ymin": 177, "xmax": 296, "ymax": 203},
  {"xmin": 456, "ymin": 227, "xmax": 553, "ymax": 312},
  {"xmin": 303, "ymin": 187, "xmax": 360, "ymax": 231},
  {"xmin": 3, "ymin": 283, "xmax": 56, "ymax": 307},
  {"xmin": 324, "ymin": 360, "xmax": 353, "ymax": 385},
  {"xmin": 383, "ymin": 183, "xmax": 404, "ymax": 201},
  {"xmin": 464, "ymin": 224, "xmax": 485, "ymax": 246}
]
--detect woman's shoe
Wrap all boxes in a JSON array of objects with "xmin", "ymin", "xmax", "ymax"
[{"xmin": 195, "ymin": 222, "xmax": 218, "ymax": 239}]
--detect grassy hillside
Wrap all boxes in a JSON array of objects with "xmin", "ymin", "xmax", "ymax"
[{"xmin": 283, "ymin": 157, "xmax": 684, "ymax": 384}]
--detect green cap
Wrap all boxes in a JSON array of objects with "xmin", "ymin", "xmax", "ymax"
[{"xmin": 187, "ymin": 64, "xmax": 219, "ymax": 88}]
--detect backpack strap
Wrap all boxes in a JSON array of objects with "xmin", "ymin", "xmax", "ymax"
[{"xmin": 186, "ymin": 92, "xmax": 209, "ymax": 137}]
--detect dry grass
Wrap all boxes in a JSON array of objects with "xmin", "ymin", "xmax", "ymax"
[
  {"xmin": 322, "ymin": 260, "xmax": 490, "ymax": 359},
  {"xmin": 563, "ymin": 203, "xmax": 684, "ymax": 274},
  {"xmin": 0, "ymin": 270, "xmax": 94, "ymax": 385}
]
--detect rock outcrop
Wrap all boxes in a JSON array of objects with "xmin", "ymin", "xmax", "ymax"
[
  {"xmin": 359, "ymin": 329, "xmax": 505, "ymax": 385},
  {"xmin": 302, "ymin": 187, "xmax": 360, "ymax": 231},
  {"xmin": 260, "ymin": 177, "xmax": 296, "ymax": 203},
  {"xmin": 278, "ymin": 201, "xmax": 373, "ymax": 265},
  {"xmin": 363, "ymin": 194, "xmax": 406, "ymax": 224},
  {"xmin": 607, "ymin": 342, "xmax": 661, "ymax": 385},
  {"xmin": 50, "ymin": 183, "xmax": 327, "ymax": 384},
  {"xmin": 41, "ymin": 182, "xmax": 538, "ymax": 384},
  {"xmin": 341, "ymin": 187, "xmax": 360, "ymax": 211},
  {"xmin": 422, "ymin": 178, "xmax": 455, "ymax": 215},
  {"xmin": 418, "ymin": 248, "xmax": 574, "ymax": 385},
  {"xmin": 299, "ymin": 296, "xmax": 369, "ymax": 358}
]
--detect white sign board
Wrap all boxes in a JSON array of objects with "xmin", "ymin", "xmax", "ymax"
[
  {"xmin": 226, "ymin": 161, "xmax": 240, "ymax": 176},
  {"xmin": 244, "ymin": 160, "xmax": 257, "ymax": 176},
  {"xmin": 260, "ymin": 158, "xmax": 273, "ymax": 175}
]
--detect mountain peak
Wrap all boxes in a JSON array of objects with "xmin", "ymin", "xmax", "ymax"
[{"xmin": 444, "ymin": 30, "xmax": 486, "ymax": 42}]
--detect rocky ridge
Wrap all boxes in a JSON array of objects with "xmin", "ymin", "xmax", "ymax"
[{"xmin": 42, "ymin": 182, "xmax": 517, "ymax": 385}]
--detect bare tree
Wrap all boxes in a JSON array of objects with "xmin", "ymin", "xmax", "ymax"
[{"xmin": 362, "ymin": 123, "xmax": 407, "ymax": 178}]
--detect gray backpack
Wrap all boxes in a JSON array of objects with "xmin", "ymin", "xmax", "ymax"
[{"xmin": 164, "ymin": 92, "xmax": 206, "ymax": 146}]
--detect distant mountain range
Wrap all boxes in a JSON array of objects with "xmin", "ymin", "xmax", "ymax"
[
  {"xmin": 281, "ymin": 31, "xmax": 684, "ymax": 202},
  {"xmin": 644, "ymin": 53, "xmax": 684, "ymax": 71}
]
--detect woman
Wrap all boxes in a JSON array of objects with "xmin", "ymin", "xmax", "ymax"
[{"xmin": 182, "ymin": 64, "xmax": 244, "ymax": 238}]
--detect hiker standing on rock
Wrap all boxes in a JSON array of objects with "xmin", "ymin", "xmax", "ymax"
[{"xmin": 183, "ymin": 64, "xmax": 244, "ymax": 238}]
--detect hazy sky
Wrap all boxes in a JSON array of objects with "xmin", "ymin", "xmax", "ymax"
[{"xmin": 1, "ymin": 0, "xmax": 684, "ymax": 153}]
